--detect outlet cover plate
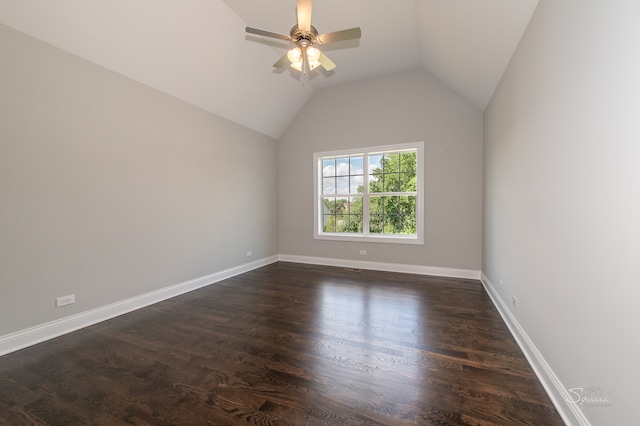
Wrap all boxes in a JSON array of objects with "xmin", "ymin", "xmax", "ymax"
[{"xmin": 56, "ymin": 294, "xmax": 75, "ymax": 307}]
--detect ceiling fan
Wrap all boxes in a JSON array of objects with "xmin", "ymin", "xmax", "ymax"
[{"xmin": 245, "ymin": 0, "xmax": 361, "ymax": 74}]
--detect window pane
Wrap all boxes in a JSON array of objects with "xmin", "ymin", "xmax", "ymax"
[
  {"xmin": 323, "ymin": 197, "xmax": 354, "ymax": 233},
  {"xmin": 383, "ymin": 197, "xmax": 399, "ymax": 234},
  {"xmin": 369, "ymin": 154, "xmax": 382, "ymax": 193},
  {"xmin": 370, "ymin": 214, "xmax": 383, "ymax": 233},
  {"xmin": 369, "ymin": 174, "xmax": 381, "ymax": 193},
  {"xmin": 400, "ymin": 151, "xmax": 417, "ymax": 191},
  {"xmin": 369, "ymin": 154, "xmax": 382, "ymax": 171},
  {"xmin": 335, "ymin": 198, "xmax": 349, "ymax": 213},
  {"xmin": 322, "ymin": 159, "xmax": 335, "ymax": 177},
  {"xmin": 399, "ymin": 196, "xmax": 416, "ymax": 216},
  {"xmin": 385, "ymin": 215, "xmax": 399, "ymax": 234},
  {"xmin": 369, "ymin": 196, "xmax": 383, "ymax": 215},
  {"xmin": 323, "ymin": 177, "xmax": 336, "ymax": 195},
  {"xmin": 383, "ymin": 173, "xmax": 400, "ymax": 192},
  {"xmin": 350, "ymin": 175, "xmax": 364, "ymax": 194},
  {"xmin": 336, "ymin": 158, "xmax": 350, "ymax": 176},
  {"xmin": 337, "ymin": 177, "xmax": 349, "ymax": 194},
  {"xmin": 348, "ymin": 196, "xmax": 363, "ymax": 214},
  {"xmin": 405, "ymin": 211, "xmax": 416, "ymax": 233},
  {"xmin": 383, "ymin": 153, "xmax": 400, "ymax": 173},
  {"xmin": 320, "ymin": 196, "xmax": 360, "ymax": 234},
  {"xmin": 323, "ymin": 197, "xmax": 335, "ymax": 214},
  {"xmin": 383, "ymin": 196, "xmax": 399, "ymax": 215},
  {"xmin": 400, "ymin": 173, "xmax": 416, "ymax": 192},
  {"xmin": 323, "ymin": 215, "xmax": 335, "ymax": 232},
  {"xmin": 367, "ymin": 195, "xmax": 417, "ymax": 235},
  {"xmin": 322, "ymin": 197, "xmax": 332, "ymax": 214},
  {"xmin": 395, "ymin": 195, "xmax": 417, "ymax": 234},
  {"xmin": 350, "ymin": 157, "xmax": 364, "ymax": 175},
  {"xmin": 349, "ymin": 214, "xmax": 363, "ymax": 233},
  {"xmin": 400, "ymin": 152, "xmax": 416, "ymax": 173},
  {"xmin": 349, "ymin": 198, "xmax": 363, "ymax": 233},
  {"xmin": 379, "ymin": 152, "xmax": 400, "ymax": 192},
  {"xmin": 322, "ymin": 193, "xmax": 335, "ymax": 231},
  {"xmin": 369, "ymin": 151, "xmax": 418, "ymax": 193},
  {"xmin": 335, "ymin": 214, "xmax": 349, "ymax": 232}
]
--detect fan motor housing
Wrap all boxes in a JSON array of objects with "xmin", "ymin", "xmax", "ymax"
[{"xmin": 290, "ymin": 25, "xmax": 318, "ymax": 42}]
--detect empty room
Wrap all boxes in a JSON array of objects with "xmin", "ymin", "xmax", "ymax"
[{"xmin": 0, "ymin": 1, "xmax": 636, "ymax": 425}]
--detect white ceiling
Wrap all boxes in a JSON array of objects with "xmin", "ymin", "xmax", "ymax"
[{"xmin": 0, "ymin": 0, "xmax": 538, "ymax": 139}]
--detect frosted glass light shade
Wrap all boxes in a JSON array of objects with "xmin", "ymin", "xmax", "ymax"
[{"xmin": 287, "ymin": 46, "xmax": 321, "ymax": 72}]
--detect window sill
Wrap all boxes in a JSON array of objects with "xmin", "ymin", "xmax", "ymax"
[{"xmin": 315, "ymin": 233, "xmax": 424, "ymax": 245}]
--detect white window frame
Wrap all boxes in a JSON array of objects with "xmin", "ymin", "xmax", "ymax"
[{"xmin": 313, "ymin": 141, "xmax": 424, "ymax": 245}]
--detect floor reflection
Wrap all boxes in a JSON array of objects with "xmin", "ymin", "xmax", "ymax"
[{"xmin": 310, "ymin": 279, "xmax": 426, "ymax": 408}]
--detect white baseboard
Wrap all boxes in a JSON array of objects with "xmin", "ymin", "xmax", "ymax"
[
  {"xmin": 279, "ymin": 254, "xmax": 481, "ymax": 280},
  {"xmin": 0, "ymin": 255, "xmax": 279, "ymax": 356},
  {"xmin": 480, "ymin": 273, "xmax": 590, "ymax": 426}
]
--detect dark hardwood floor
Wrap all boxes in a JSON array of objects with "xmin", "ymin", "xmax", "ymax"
[{"xmin": 0, "ymin": 262, "xmax": 563, "ymax": 425}]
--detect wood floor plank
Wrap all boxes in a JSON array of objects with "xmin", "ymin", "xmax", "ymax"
[{"xmin": 0, "ymin": 262, "xmax": 563, "ymax": 425}]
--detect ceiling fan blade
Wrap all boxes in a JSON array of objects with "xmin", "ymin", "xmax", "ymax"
[
  {"xmin": 316, "ymin": 27, "xmax": 362, "ymax": 44},
  {"xmin": 297, "ymin": 0, "xmax": 312, "ymax": 32},
  {"xmin": 318, "ymin": 51, "xmax": 336, "ymax": 71},
  {"xmin": 246, "ymin": 26, "xmax": 291, "ymax": 41},
  {"xmin": 273, "ymin": 53, "xmax": 290, "ymax": 68}
]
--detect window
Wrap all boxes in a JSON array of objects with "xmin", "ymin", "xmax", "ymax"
[{"xmin": 313, "ymin": 142, "xmax": 424, "ymax": 244}]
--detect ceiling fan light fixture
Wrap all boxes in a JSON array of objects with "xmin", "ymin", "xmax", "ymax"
[
  {"xmin": 307, "ymin": 46, "xmax": 320, "ymax": 62},
  {"xmin": 288, "ymin": 46, "xmax": 321, "ymax": 72},
  {"xmin": 287, "ymin": 47, "xmax": 302, "ymax": 62}
]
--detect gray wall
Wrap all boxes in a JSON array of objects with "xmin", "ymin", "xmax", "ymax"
[
  {"xmin": 0, "ymin": 24, "xmax": 278, "ymax": 336},
  {"xmin": 483, "ymin": 1, "xmax": 639, "ymax": 424},
  {"xmin": 278, "ymin": 69, "xmax": 483, "ymax": 271}
]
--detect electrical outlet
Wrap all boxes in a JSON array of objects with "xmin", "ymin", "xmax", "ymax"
[
  {"xmin": 56, "ymin": 294, "xmax": 75, "ymax": 308},
  {"xmin": 359, "ymin": 250, "xmax": 367, "ymax": 256},
  {"xmin": 246, "ymin": 251, "xmax": 252, "ymax": 257},
  {"xmin": 512, "ymin": 296, "xmax": 518, "ymax": 308}
]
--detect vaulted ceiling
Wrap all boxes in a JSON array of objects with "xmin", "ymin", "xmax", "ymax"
[{"xmin": 0, "ymin": 0, "xmax": 538, "ymax": 139}]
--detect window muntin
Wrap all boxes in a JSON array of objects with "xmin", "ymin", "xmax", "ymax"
[{"xmin": 314, "ymin": 142, "xmax": 424, "ymax": 244}]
